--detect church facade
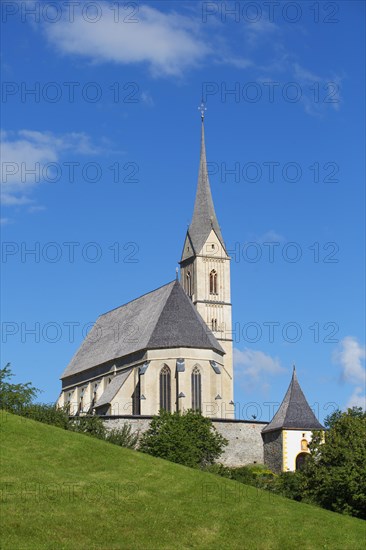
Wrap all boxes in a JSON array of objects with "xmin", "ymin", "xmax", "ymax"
[
  {"xmin": 57, "ymin": 114, "xmax": 323, "ymax": 472},
  {"xmin": 57, "ymin": 115, "xmax": 235, "ymax": 419}
]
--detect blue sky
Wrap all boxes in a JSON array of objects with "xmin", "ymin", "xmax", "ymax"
[{"xmin": 1, "ymin": 0, "xmax": 365, "ymax": 421}]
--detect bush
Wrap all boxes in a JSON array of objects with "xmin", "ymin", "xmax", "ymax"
[
  {"xmin": 203, "ymin": 463, "xmax": 233, "ymax": 478},
  {"xmin": 271, "ymin": 471, "xmax": 306, "ymax": 501},
  {"xmin": 17, "ymin": 403, "xmax": 70, "ymax": 429},
  {"xmin": 69, "ymin": 415, "xmax": 107, "ymax": 439},
  {"xmin": 230, "ymin": 464, "xmax": 275, "ymax": 489},
  {"xmin": 139, "ymin": 409, "xmax": 228, "ymax": 468},
  {"xmin": 105, "ymin": 424, "xmax": 139, "ymax": 449}
]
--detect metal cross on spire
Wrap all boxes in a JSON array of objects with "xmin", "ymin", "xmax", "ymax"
[{"xmin": 198, "ymin": 100, "xmax": 207, "ymax": 121}]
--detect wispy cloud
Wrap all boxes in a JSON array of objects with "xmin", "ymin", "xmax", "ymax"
[
  {"xmin": 334, "ymin": 336, "xmax": 366, "ymax": 386},
  {"xmin": 251, "ymin": 229, "xmax": 285, "ymax": 244},
  {"xmin": 234, "ymin": 347, "xmax": 285, "ymax": 394},
  {"xmin": 1, "ymin": 130, "xmax": 100, "ymax": 207},
  {"xmin": 43, "ymin": 4, "xmax": 211, "ymax": 78},
  {"xmin": 347, "ymin": 386, "xmax": 366, "ymax": 410},
  {"xmin": 333, "ymin": 336, "xmax": 366, "ymax": 410}
]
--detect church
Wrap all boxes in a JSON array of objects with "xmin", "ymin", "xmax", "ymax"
[{"xmin": 57, "ymin": 109, "xmax": 323, "ymax": 473}]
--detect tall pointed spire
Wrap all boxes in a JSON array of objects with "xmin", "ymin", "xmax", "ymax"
[
  {"xmin": 262, "ymin": 367, "xmax": 324, "ymax": 433},
  {"xmin": 186, "ymin": 113, "xmax": 225, "ymax": 255}
]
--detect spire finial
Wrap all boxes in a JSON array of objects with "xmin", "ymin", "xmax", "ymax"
[
  {"xmin": 175, "ymin": 267, "xmax": 179, "ymax": 280},
  {"xmin": 198, "ymin": 100, "xmax": 207, "ymax": 121}
]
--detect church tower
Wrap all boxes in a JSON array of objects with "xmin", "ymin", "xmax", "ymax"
[{"xmin": 179, "ymin": 109, "xmax": 234, "ymax": 409}]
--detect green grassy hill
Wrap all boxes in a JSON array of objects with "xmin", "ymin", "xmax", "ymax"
[{"xmin": 1, "ymin": 412, "xmax": 365, "ymax": 550}]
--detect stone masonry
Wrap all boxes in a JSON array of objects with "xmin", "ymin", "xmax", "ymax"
[{"xmin": 102, "ymin": 416, "xmax": 268, "ymax": 467}]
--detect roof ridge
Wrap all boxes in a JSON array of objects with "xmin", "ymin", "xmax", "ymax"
[{"xmin": 98, "ymin": 280, "xmax": 176, "ymax": 318}]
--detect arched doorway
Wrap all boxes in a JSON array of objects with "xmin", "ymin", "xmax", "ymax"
[{"xmin": 295, "ymin": 452, "xmax": 309, "ymax": 470}]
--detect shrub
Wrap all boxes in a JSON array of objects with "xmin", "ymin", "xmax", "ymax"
[
  {"xmin": 69, "ymin": 415, "xmax": 107, "ymax": 439},
  {"xmin": 139, "ymin": 409, "xmax": 228, "ymax": 468},
  {"xmin": 203, "ymin": 463, "xmax": 233, "ymax": 478},
  {"xmin": 105, "ymin": 424, "xmax": 139, "ymax": 449},
  {"xmin": 230, "ymin": 464, "xmax": 275, "ymax": 488},
  {"xmin": 17, "ymin": 403, "xmax": 70, "ymax": 429}
]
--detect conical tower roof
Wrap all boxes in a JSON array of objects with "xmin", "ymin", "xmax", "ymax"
[
  {"xmin": 184, "ymin": 119, "xmax": 225, "ymax": 255},
  {"xmin": 262, "ymin": 367, "xmax": 324, "ymax": 433}
]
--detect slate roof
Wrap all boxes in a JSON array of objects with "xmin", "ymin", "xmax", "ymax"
[
  {"xmin": 262, "ymin": 367, "xmax": 324, "ymax": 433},
  {"xmin": 61, "ymin": 280, "xmax": 224, "ymax": 379},
  {"xmin": 182, "ymin": 120, "xmax": 225, "ymax": 259},
  {"xmin": 95, "ymin": 368, "xmax": 132, "ymax": 408}
]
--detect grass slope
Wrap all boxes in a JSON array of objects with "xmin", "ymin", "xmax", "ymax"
[{"xmin": 0, "ymin": 412, "xmax": 365, "ymax": 550}]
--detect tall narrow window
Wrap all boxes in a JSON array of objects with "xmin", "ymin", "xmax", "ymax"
[
  {"xmin": 132, "ymin": 377, "xmax": 141, "ymax": 415},
  {"xmin": 78, "ymin": 393, "xmax": 84, "ymax": 415},
  {"xmin": 211, "ymin": 318, "xmax": 218, "ymax": 331},
  {"xmin": 191, "ymin": 366, "xmax": 202, "ymax": 411},
  {"xmin": 186, "ymin": 270, "xmax": 192, "ymax": 297},
  {"xmin": 160, "ymin": 365, "xmax": 171, "ymax": 412},
  {"xmin": 209, "ymin": 270, "xmax": 217, "ymax": 294}
]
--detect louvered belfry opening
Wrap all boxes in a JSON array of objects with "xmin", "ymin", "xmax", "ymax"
[
  {"xmin": 209, "ymin": 270, "xmax": 217, "ymax": 294},
  {"xmin": 160, "ymin": 365, "xmax": 171, "ymax": 412},
  {"xmin": 191, "ymin": 366, "xmax": 202, "ymax": 411}
]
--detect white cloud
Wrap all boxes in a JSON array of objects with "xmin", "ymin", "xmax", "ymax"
[
  {"xmin": 1, "ymin": 130, "xmax": 99, "ymax": 206},
  {"xmin": 234, "ymin": 347, "xmax": 285, "ymax": 393},
  {"xmin": 346, "ymin": 387, "xmax": 366, "ymax": 410},
  {"xmin": 292, "ymin": 62, "xmax": 342, "ymax": 115},
  {"xmin": 334, "ymin": 336, "xmax": 366, "ymax": 386},
  {"xmin": 255, "ymin": 229, "xmax": 285, "ymax": 243},
  {"xmin": 43, "ymin": 4, "xmax": 211, "ymax": 77}
]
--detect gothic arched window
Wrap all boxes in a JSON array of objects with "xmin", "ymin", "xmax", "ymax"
[
  {"xmin": 160, "ymin": 365, "xmax": 171, "ymax": 412},
  {"xmin": 132, "ymin": 377, "xmax": 141, "ymax": 415},
  {"xmin": 211, "ymin": 318, "xmax": 218, "ymax": 331},
  {"xmin": 191, "ymin": 366, "xmax": 202, "ymax": 411},
  {"xmin": 187, "ymin": 270, "xmax": 192, "ymax": 297},
  {"xmin": 209, "ymin": 270, "xmax": 217, "ymax": 294}
]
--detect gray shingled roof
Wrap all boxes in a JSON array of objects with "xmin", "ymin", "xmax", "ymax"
[
  {"xmin": 182, "ymin": 121, "xmax": 225, "ymax": 259},
  {"xmin": 61, "ymin": 280, "xmax": 224, "ymax": 380},
  {"xmin": 95, "ymin": 368, "xmax": 132, "ymax": 408},
  {"xmin": 262, "ymin": 367, "xmax": 324, "ymax": 433}
]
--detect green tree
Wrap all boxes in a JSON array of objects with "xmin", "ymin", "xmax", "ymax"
[
  {"xmin": 139, "ymin": 409, "xmax": 228, "ymax": 468},
  {"xmin": 0, "ymin": 363, "xmax": 40, "ymax": 412},
  {"xmin": 302, "ymin": 407, "xmax": 366, "ymax": 518}
]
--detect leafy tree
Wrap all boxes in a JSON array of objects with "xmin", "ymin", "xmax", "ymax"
[
  {"xmin": 139, "ymin": 409, "xmax": 228, "ymax": 468},
  {"xmin": 302, "ymin": 407, "xmax": 366, "ymax": 518},
  {"xmin": 0, "ymin": 363, "xmax": 40, "ymax": 412}
]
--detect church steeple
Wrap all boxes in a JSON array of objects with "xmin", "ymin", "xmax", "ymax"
[
  {"xmin": 187, "ymin": 119, "xmax": 225, "ymax": 256},
  {"xmin": 179, "ymin": 110, "xmax": 233, "ymax": 410}
]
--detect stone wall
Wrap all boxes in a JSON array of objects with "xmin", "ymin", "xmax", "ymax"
[
  {"xmin": 101, "ymin": 416, "xmax": 268, "ymax": 467},
  {"xmin": 262, "ymin": 430, "xmax": 283, "ymax": 473}
]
